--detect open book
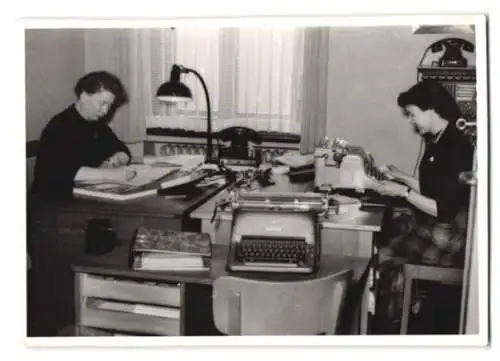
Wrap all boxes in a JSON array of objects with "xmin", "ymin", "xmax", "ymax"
[
  {"xmin": 73, "ymin": 163, "xmax": 213, "ymax": 202},
  {"xmin": 73, "ymin": 164, "xmax": 182, "ymax": 202}
]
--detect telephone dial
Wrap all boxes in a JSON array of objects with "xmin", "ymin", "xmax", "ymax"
[{"xmin": 216, "ymin": 126, "xmax": 263, "ymax": 167}]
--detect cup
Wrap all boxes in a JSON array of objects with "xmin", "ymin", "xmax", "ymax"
[{"xmin": 85, "ymin": 218, "xmax": 118, "ymax": 255}]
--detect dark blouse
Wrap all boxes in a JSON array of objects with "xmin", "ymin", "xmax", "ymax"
[
  {"xmin": 31, "ymin": 105, "xmax": 131, "ymax": 198},
  {"xmin": 419, "ymin": 122, "xmax": 474, "ymax": 222}
]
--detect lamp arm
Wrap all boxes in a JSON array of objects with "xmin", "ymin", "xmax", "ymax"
[{"xmin": 182, "ymin": 66, "xmax": 213, "ymax": 163}]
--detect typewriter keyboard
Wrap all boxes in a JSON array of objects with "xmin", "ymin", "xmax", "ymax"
[{"xmin": 235, "ymin": 237, "xmax": 313, "ymax": 265}]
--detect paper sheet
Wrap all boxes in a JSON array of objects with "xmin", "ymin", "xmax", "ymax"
[{"xmin": 124, "ymin": 164, "xmax": 180, "ymax": 186}]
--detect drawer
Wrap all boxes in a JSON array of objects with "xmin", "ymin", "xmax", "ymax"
[
  {"xmin": 80, "ymin": 306, "xmax": 180, "ymax": 336},
  {"xmin": 79, "ymin": 273, "xmax": 182, "ymax": 307},
  {"xmin": 321, "ymin": 228, "xmax": 373, "ymax": 258}
]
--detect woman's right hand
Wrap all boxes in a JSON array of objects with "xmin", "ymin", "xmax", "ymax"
[{"xmin": 379, "ymin": 164, "xmax": 407, "ymax": 183}]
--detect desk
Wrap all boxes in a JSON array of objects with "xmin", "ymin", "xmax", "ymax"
[
  {"xmin": 191, "ymin": 175, "xmax": 383, "ymax": 258},
  {"xmin": 190, "ymin": 174, "xmax": 385, "ymax": 334},
  {"xmin": 73, "ymin": 243, "xmax": 371, "ymax": 336},
  {"xmin": 27, "ymin": 183, "xmax": 226, "ymax": 337}
]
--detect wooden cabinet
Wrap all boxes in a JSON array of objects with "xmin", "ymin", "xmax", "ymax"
[
  {"xmin": 27, "ymin": 203, "xmax": 183, "ymax": 336},
  {"xmin": 27, "ymin": 183, "xmax": 225, "ymax": 336},
  {"xmin": 76, "ymin": 273, "xmax": 184, "ymax": 336}
]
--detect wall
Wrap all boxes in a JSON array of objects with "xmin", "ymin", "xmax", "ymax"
[
  {"xmin": 83, "ymin": 29, "xmax": 147, "ymax": 156},
  {"xmin": 84, "ymin": 29, "xmax": 131, "ymax": 142},
  {"xmin": 25, "ymin": 29, "xmax": 85, "ymax": 141},
  {"xmin": 326, "ymin": 26, "xmax": 475, "ymax": 174}
]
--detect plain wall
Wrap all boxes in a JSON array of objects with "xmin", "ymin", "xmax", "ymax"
[
  {"xmin": 326, "ymin": 26, "xmax": 475, "ymax": 173},
  {"xmin": 25, "ymin": 29, "xmax": 86, "ymax": 142}
]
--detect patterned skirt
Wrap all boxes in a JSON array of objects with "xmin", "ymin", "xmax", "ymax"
[
  {"xmin": 379, "ymin": 207, "xmax": 468, "ymax": 268},
  {"xmin": 373, "ymin": 207, "xmax": 469, "ymax": 334}
]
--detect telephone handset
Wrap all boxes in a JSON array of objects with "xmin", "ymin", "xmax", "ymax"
[
  {"xmin": 216, "ymin": 126, "xmax": 263, "ymax": 166},
  {"xmin": 425, "ymin": 38, "xmax": 474, "ymax": 68}
]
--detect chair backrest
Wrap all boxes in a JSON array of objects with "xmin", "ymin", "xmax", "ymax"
[{"xmin": 212, "ymin": 269, "xmax": 353, "ymax": 335}]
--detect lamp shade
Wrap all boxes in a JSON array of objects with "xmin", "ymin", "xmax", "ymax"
[
  {"xmin": 154, "ymin": 64, "xmax": 214, "ymax": 163},
  {"xmin": 156, "ymin": 81, "xmax": 193, "ymax": 103}
]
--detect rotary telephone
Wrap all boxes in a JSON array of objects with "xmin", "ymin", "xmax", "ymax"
[
  {"xmin": 216, "ymin": 126, "xmax": 263, "ymax": 166},
  {"xmin": 425, "ymin": 38, "xmax": 474, "ymax": 68}
]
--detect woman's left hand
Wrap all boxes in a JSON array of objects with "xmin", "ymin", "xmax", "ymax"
[
  {"xmin": 101, "ymin": 152, "xmax": 130, "ymax": 168},
  {"xmin": 373, "ymin": 180, "xmax": 407, "ymax": 198}
]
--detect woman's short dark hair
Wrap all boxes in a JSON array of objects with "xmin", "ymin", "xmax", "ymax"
[
  {"xmin": 74, "ymin": 71, "xmax": 128, "ymax": 107},
  {"xmin": 397, "ymin": 80, "xmax": 463, "ymax": 122}
]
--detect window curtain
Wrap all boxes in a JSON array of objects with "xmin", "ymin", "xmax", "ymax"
[
  {"xmin": 146, "ymin": 27, "xmax": 307, "ymax": 134},
  {"xmin": 84, "ymin": 29, "xmax": 151, "ymax": 143},
  {"xmin": 83, "ymin": 27, "xmax": 331, "ymax": 148},
  {"xmin": 297, "ymin": 27, "xmax": 331, "ymax": 154}
]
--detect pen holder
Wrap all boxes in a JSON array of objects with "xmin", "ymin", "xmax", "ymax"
[{"xmin": 85, "ymin": 218, "xmax": 119, "ymax": 255}]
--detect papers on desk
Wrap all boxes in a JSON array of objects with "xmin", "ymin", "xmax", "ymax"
[
  {"xmin": 274, "ymin": 152, "xmax": 314, "ymax": 169},
  {"xmin": 143, "ymin": 155, "xmax": 204, "ymax": 171},
  {"xmin": 123, "ymin": 164, "xmax": 181, "ymax": 187},
  {"xmin": 271, "ymin": 165, "xmax": 291, "ymax": 175},
  {"xmin": 328, "ymin": 194, "xmax": 362, "ymax": 215},
  {"xmin": 73, "ymin": 164, "xmax": 181, "ymax": 202}
]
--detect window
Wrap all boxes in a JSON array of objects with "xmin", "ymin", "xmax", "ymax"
[{"xmin": 148, "ymin": 27, "xmax": 303, "ymax": 134}]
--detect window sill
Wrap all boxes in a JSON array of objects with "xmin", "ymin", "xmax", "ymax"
[{"xmin": 146, "ymin": 127, "xmax": 301, "ymax": 145}]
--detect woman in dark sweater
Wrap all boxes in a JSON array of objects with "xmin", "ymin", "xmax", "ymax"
[
  {"xmin": 31, "ymin": 71, "xmax": 136, "ymax": 199},
  {"xmin": 374, "ymin": 80, "xmax": 474, "ymax": 266},
  {"xmin": 372, "ymin": 80, "xmax": 475, "ymax": 334}
]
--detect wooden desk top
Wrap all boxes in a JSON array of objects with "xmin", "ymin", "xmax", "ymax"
[
  {"xmin": 73, "ymin": 244, "xmax": 370, "ymax": 285},
  {"xmin": 191, "ymin": 174, "xmax": 384, "ymax": 232},
  {"xmin": 28, "ymin": 183, "xmax": 228, "ymax": 219}
]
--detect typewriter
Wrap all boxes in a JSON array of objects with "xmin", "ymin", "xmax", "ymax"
[
  {"xmin": 314, "ymin": 138, "xmax": 389, "ymax": 193},
  {"xmin": 226, "ymin": 191, "xmax": 328, "ymax": 274}
]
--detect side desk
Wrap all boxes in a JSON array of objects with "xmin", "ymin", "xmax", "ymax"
[
  {"xmin": 190, "ymin": 174, "xmax": 385, "ymax": 334},
  {"xmin": 27, "ymin": 183, "xmax": 226, "ymax": 337},
  {"xmin": 72, "ymin": 243, "xmax": 372, "ymax": 336}
]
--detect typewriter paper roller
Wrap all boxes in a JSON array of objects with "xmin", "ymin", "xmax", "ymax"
[{"xmin": 231, "ymin": 191, "xmax": 328, "ymax": 214}]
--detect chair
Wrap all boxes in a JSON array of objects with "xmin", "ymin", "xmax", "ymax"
[
  {"xmin": 212, "ymin": 269, "xmax": 353, "ymax": 335},
  {"xmin": 399, "ymin": 263, "xmax": 463, "ymax": 334}
]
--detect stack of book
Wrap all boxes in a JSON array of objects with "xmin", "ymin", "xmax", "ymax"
[{"xmin": 130, "ymin": 227, "xmax": 211, "ymax": 272}]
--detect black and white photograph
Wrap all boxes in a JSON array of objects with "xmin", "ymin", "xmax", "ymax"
[{"xmin": 7, "ymin": 1, "xmax": 494, "ymax": 356}]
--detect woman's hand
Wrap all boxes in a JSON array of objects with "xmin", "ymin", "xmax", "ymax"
[
  {"xmin": 101, "ymin": 152, "xmax": 130, "ymax": 168},
  {"xmin": 373, "ymin": 180, "xmax": 407, "ymax": 198},
  {"xmin": 379, "ymin": 164, "xmax": 407, "ymax": 182}
]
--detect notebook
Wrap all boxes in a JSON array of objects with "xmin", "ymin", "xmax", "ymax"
[
  {"xmin": 131, "ymin": 227, "xmax": 212, "ymax": 271},
  {"xmin": 73, "ymin": 164, "xmax": 181, "ymax": 202}
]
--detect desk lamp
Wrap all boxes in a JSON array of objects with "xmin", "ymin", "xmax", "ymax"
[{"xmin": 156, "ymin": 64, "xmax": 214, "ymax": 163}]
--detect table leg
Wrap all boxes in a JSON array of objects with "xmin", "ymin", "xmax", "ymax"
[
  {"xmin": 201, "ymin": 219, "xmax": 217, "ymax": 243},
  {"xmin": 400, "ymin": 266, "xmax": 413, "ymax": 334}
]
